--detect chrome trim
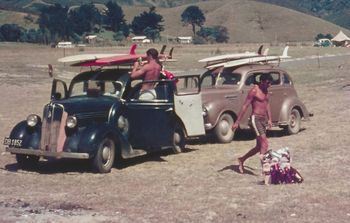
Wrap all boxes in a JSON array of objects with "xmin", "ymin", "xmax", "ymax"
[
  {"xmin": 6, "ymin": 147, "xmax": 90, "ymax": 159},
  {"xmin": 75, "ymin": 111, "xmax": 108, "ymax": 119},
  {"xmin": 204, "ymin": 123, "xmax": 213, "ymax": 129}
]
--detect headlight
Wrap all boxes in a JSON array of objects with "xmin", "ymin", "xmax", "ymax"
[
  {"xmin": 26, "ymin": 114, "xmax": 40, "ymax": 127},
  {"xmin": 66, "ymin": 116, "xmax": 77, "ymax": 128},
  {"xmin": 202, "ymin": 106, "xmax": 208, "ymax": 116},
  {"xmin": 117, "ymin": 115, "xmax": 129, "ymax": 133}
]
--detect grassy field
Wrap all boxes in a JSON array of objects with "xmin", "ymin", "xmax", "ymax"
[{"xmin": 0, "ymin": 42, "xmax": 349, "ymax": 222}]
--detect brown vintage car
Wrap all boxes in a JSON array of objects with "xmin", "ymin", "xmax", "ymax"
[{"xmin": 200, "ymin": 64, "xmax": 311, "ymax": 143}]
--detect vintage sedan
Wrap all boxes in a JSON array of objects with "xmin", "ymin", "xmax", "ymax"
[
  {"xmin": 4, "ymin": 68, "xmax": 204, "ymax": 173},
  {"xmin": 200, "ymin": 64, "xmax": 312, "ymax": 143}
]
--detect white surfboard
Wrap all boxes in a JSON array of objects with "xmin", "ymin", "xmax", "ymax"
[
  {"xmin": 224, "ymin": 46, "xmax": 290, "ymax": 68},
  {"xmin": 198, "ymin": 52, "xmax": 259, "ymax": 63},
  {"xmin": 200, "ymin": 45, "xmax": 270, "ymax": 69},
  {"xmin": 58, "ymin": 53, "xmax": 126, "ymax": 63}
]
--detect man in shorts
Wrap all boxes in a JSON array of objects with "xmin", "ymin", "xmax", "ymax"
[
  {"xmin": 232, "ymin": 73, "xmax": 273, "ymax": 174},
  {"xmin": 131, "ymin": 48, "xmax": 161, "ymax": 100}
]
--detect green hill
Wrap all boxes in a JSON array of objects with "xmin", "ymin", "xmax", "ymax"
[
  {"xmin": 1, "ymin": 0, "xmax": 349, "ymax": 43},
  {"xmin": 258, "ymin": 0, "xmax": 350, "ymax": 30}
]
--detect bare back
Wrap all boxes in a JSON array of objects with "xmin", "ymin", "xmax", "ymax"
[
  {"xmin": 131, "ymin": 60, "xmax": 161, "ymax": 90},
  {"xmin": 141, "ymin": 61, "xmax": 161, "ymax": 90}
]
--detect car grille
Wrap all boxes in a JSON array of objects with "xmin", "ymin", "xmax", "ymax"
[{"xmin": 40, "ymin": 103, "xmax": 67, "ymax": 152}]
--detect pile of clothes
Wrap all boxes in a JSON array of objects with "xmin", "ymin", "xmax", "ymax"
[{"xmin": 262, "ymin": 147, "xmax": 303, "ymax": 185}]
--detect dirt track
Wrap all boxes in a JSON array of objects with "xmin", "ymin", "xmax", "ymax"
[{"xmin": 0, "ymin": 43, "xmax": 350, "ymax": 223}]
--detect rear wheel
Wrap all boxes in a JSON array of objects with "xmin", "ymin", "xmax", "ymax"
[
  {"xmin": 285, "ymin": 108, "xmax": 301, "ymax": 135},
  {"xmin": 92, "ymin": 138, "xmax": 115, "ymax": 173},
  {"xmin": 16, "ymin": 154, "xmax": 39, "ymax": 169},
  {"xmin": 172, "ymin": 123, "xmax": 185, "ymax": 154},
  {"xmin": 214, "ymin": 113, "xmax": 235, "ymax": 143}
]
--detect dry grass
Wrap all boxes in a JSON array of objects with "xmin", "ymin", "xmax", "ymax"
[
  {"xmin": 123, "ymin": 0, "xmax": 350, "ymax": 43},
  {"xmin": 0, "ymin": 9, "xmax": 38, "ymax": 29},
  {"xmin": 0, "ymin": 42, "xmax": 350, "ymax": 222}
]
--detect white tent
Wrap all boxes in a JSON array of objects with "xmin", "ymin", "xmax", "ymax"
[{"xmin": 331, "ymin": 30, "xmax": 350, "ymax": 46}]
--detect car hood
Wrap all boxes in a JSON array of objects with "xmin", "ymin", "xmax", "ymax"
[
  {"xmin": 201, "ymin": 86, "xmax": 240, "ymax": 104},
  {"xmin": 54, "ymin": 96, "xmax": 117, "ymax": 114}
]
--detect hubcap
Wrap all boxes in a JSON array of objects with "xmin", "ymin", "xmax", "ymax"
[
  {"xmin": 220, "ymin": 120, "xmax": 229, "ymax": 135},
  {"xmin": 290, "ymin": 114, "xmax": 296, "ymax": 127},
  {"xmin": 102, "ymin": 145, "xmax": 111, "ymax": 164},
  {"xmin": 174, "ymin": 132, "xmax": 181, "ymax": 145}
]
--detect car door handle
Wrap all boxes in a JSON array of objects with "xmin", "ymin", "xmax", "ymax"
[
  {"xmin": 225, "ymin": 95, "xmax": 237, "ymax": 99},
  {"xmin": 166, "ymin": 108, "xmax": 173, "ymax": 112}
]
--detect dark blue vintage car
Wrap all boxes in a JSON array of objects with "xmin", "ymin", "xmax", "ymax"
[{"xmin": 4, "ymin": 68, "xmax": 205, "ymax": 173}]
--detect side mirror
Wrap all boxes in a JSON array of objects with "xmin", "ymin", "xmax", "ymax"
[{"xmin": 48, "ymin": 64, "xmax": 53, "ymax": 78}]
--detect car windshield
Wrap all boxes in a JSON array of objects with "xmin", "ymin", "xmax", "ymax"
[
  {"xmin": 67, "ymin": 69, "xmax": 130, "ymax": 99},
  {"xmin": 70, "ymin": 80, "xmax": 123, "ymax": 98},
  {"xmin": 201, "ymin": 69, "xmax": 241, "ymax": 87}
]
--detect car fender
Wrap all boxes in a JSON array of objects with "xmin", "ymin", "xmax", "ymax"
[
  {"xmin": 8, "ymin": 120, "xmax": 41, "ymax": 149},
  {"xmin": 107, "ymin": 101, "xmax": 124, "ymax": 126},
  {"xmin": 204, "ymin": 101, "xmax": 238, "ymax": 130},
  {"xmin": 279, "ymin": 96, "xmax": 309, "ymax": 124},
  {"xmin": 74, "ymin": 123, "xmax": 130, "ymax": 156}
]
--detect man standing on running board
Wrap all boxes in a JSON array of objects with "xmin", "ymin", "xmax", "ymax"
[{"xmin": 131, "ymin": 48, "xmax": 161, "ymax": 99}]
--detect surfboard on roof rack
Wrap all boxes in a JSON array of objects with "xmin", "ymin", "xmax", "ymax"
[
  {"xmin": 70, "ymin": 45, "xmax": 176, "ymax": 67},
  {"xmin": 223, "ymin": 46, "xmax": 290, "ymax": 68},
  {"xmin": 199, "ymin": 45, "xmax": 269, "ymax": 69},
  {"xmin": 58, "ymin": 44, "xmax": 137, "ymax": 64}
]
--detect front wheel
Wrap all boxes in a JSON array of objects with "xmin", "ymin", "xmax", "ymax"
[
  {"xmin": 172, "ymin": 123, "xmax": 185, "ymax": 154},
  {"xmin": 285, "ymin": 108, "xmax": 301, "ymax": 135},
  {"xmin": 92, "ymin": 138, "xmax": 115, "ymax": 173},
  {"xmin": 16, "ymin": 154, "xmax": 39, "ymax": 169},
  {"xmin": 214, "ymin": 113, "xmax": 235, "ymax": 143}
]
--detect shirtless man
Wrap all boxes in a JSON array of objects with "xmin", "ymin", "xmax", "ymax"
[
  {"xmin": 131, "ymin": 48, "xmax": 161, "ymax": 99},
  {"xmin": 232, "ymin": 74, "xmax": 273, "ymax": 174}
]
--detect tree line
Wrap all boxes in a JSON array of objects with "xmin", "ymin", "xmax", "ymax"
[{"xmin": 0, "ymin": 1, "xmax": 229, "ymax": 44}]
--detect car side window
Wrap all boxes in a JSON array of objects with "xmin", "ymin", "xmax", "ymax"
[
  {"xmin": 70, "ymin": 81, "xmax": 86, "ymax": 96},
  {"xmin": 104, "ymin": 81, "xmax": 121, "ymax": 97},
  {"xmin": 201, "ymin": 72, "xmax": 216, "ymax": 87},
  {"xmin": 283, "ymin": 73, "xmax": 291, "ymax": 85},
  {"xmin": 220, "ymin": 72, "xmax": 241, "ymax": 85},
  {"xmin": 269, "ymin": 72, "xmax": 281, "ymax": 85},
  {"xmin": 245, "ymin": 73, "xmax": 261, "ymax": 86}
]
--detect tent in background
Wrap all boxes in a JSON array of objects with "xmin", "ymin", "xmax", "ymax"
[{"xmin": 331, "ymin": 30, "xmax": 350, "ymax": 47}]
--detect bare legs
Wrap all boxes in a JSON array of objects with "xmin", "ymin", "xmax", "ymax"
[{"xmin": 238, "ymin": 134, "xmax": 268, "ymax": 173}]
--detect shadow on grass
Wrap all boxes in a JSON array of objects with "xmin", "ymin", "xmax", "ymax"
[
  {"xmin": 115, "ymin": 147, "xmax": 197, "ymax": 169},
  {"xmin": 187, "ymin": 128, "xmax": 300, "ymax": 146},
  {"xmin": 4, "ymin": 147, "xmax": 198, "ymax": 174},
  {"xmin": 218, "ymin": 164, "xmax": 257, "ymax": 176}
]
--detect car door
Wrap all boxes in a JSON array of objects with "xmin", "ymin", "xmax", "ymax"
[
  {"xmin": 267, "ymin": 71, "xmax": 284, "ymax": 123},
  {"xmin": 174, "ymin": 75, "xmax": 205, "ymax": 137},
  {"xmin": 124, "ymin": 80, "xmax": 175, "ymax": 150},
  {"xmin": 51, "ymin": 79, "xmax": 68, "ymax": 100}
]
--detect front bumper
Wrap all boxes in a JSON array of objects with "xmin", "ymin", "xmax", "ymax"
[{"xmin": 6, "ymin": 147, "xmax": 90, "ymax": 159}]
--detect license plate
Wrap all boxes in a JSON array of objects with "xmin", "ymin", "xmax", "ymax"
[{"xmin": 3, "ymin": 137, "xmax": 23, "ymax": 147}]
